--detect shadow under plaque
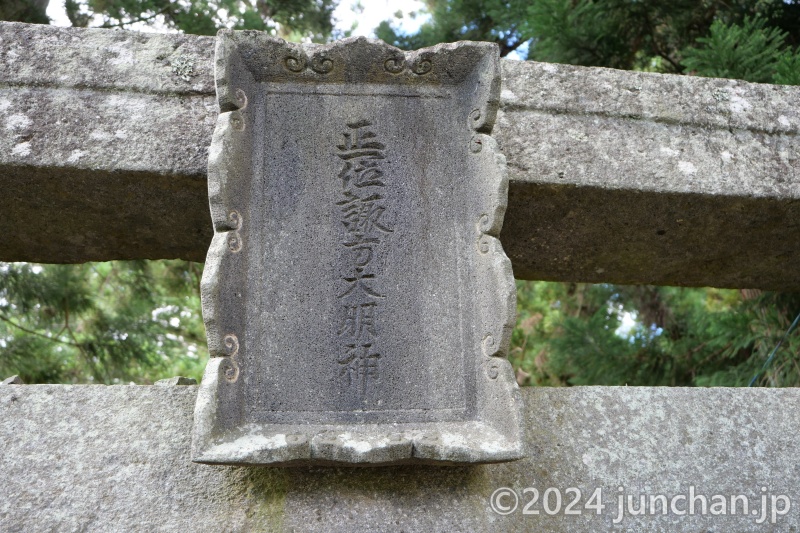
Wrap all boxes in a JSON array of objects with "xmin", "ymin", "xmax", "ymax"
[{"xmin": 193, "ymin": 31, "xmax": 523, "ymax": 466}]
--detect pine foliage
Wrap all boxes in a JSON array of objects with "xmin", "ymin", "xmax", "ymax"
[
  {"xmin": 375, "ymin": 0, "xmax": 528, "ymax": 57},
  {"xmin": 0, "ymin": 0, "xmax": 49, "ymax": 24},
  {"xmin": 512, "ymin": 284, "xmax": 800, "ymax": 387},
  {"xmin": 0, "ymin": 261, "xmax": 207, "ymax": 384},
  {"xmin": 682, "ymin": 16, "xmax": 794, "ymax": 83},
  {"xmin": 775, "ymin": 50, "xmax": 800, "ymax": 84}
]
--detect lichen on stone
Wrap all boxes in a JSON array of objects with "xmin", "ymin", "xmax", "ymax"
[
  {"xmin": 171, "ymin": 55, "xmax": 196, "ymax": 82},
  {"xmin": 712, "ymin": 88, "xmax": 730, "ymax": 102}
]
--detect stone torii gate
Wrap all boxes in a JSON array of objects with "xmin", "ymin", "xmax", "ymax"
[{"xmin": 1, "ymin": 21, "xmax": 799, "ymax": 531}]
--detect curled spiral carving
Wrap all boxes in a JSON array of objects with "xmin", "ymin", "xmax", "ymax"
[
  {"xmin": 469, "ymin": 108, "xmax": 482, "ymax": 127},
  {"xmin": 283, "ymin": 52, "xmax": 307, "ymax": 73},
  {"xmin": 223, "ymin": 333, "xmax": 239, "ymax": 357},
  {"xmin": 486, "ymin": 361, "xmax": 500, "ymax": 380},
  {"xmin": 310, "ymin": 53, "xmax": 334, "ymax": 74},
  {"xmin": 384, "ymin": 56, "xmax": 405, "ymax": 74},
  {"xmin": 477, "ymin": 214, "xmax": 491, "ymax": 255},
  {"xmin": 478, "ymin": 214, "xmax": 491, "ymax": 232},
  {"xmin": 234, "ymin": 88, "xmax": 248, "ymax": 110},
  {"xmin": 482, "ymin": 334, "xmax": 496, "ymax": 357},
  {"xmin": 228, "ymin": 211, "xmax": 242, "ymax": 230},
  {"xmin": 469, "ymin": 135, "xmax": 483, "ymax": 153},
  {"xmin": 220, "ymin": 357, "xmax": 240, "ymax": 383},
  {"xmin": 477, "ymin": 234, "xmax": 491, "ymax": 255},
  {"xmin": 227, "ymin": 211, "xmax": 243, "ymax": 252},
  {"xmin": 411, "ymin": 57, "xmax": 432, "ymax": 75},
  {"xmin": 227, "ymin": 232, "xmax": 242, "ymax": 253},
  {"xmin": 229, "ymin": 112, "xmax": 245, "ymax": 132}
]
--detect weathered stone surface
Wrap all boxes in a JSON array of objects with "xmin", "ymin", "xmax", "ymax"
[
  {"xmin": 1, "ymin": 21, "xmax": 214, "ymax": 93},
  {"xmin": 1, "ymin": 375, "xmax": 23, "ymax": 385},
  {"xmin": 497, "ymin": 60, "xmax": 800, "ymax": 287},
  {"xmin": 0, "ymin": 22, "xmax": 216, "ymax": 263},
  {"xmin": 195, "ymin": 33, "xmax": 521, "ymax": 466},
  {"xmin": 3, "ymin": 385, "xmax": 799, "ymax": 532},
  {"xmin": 1, "ymin": 22, "xmax": 799, "ymax": 290}
]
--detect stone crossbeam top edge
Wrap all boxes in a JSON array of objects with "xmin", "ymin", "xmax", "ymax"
[{"xmin": 1, "ymin": 22, "xmax": 798, "ymax": 290}]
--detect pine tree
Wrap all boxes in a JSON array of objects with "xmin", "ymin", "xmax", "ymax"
[
  {"xmin": 377, "ymin": 1, "xmax": 800, "ymax": 74},
  {"xmin": 0, "ymin": 0, "xmax": 49, "ymax": 24},
  {"xmin": 0, "ymin": 261, "xmax": 207, "ymax": 384},
  {"xmin": 682, "ymin": 15, "xmax": 798, "ymax": 83},
  {"xmin": 376, "ymin": 0, "xmax": 529, "ymax": 57},
  {"xmin": 512, "ymin": 282, "xmax": 800, "ymax": 387}
]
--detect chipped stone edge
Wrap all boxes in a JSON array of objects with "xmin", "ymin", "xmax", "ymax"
[
  {"xmin": 470, "ymin": 134, "xmax": 525, "ymax": 463},
  {"xmin": 193, "ymin": 34, "xmax": 524, "ymax": 466},
  {"xmin": 194, "ymin": 32, "xmax": 256, "ymax": 459},
  {"xmin": 194, "ymin": 420, "xmax": 521, "ymax": 466},
  {"xmin": 466, "ymin": 47, "xmax": 524, "ymax": 462}
]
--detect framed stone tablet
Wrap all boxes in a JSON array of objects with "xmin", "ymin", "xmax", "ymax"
[{"xmin": 193, "ymin": 31, "xmax": 523, "ymax": 465}]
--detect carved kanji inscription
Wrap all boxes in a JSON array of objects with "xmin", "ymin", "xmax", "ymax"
[{"xmin": 193, "ymin": 33, "xmax": 523, "ymax": 465}]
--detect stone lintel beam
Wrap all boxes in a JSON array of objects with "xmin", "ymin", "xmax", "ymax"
[
  {"xmin": 2, "ymin": 385, "xmax": 799, "ymax": 531},
  {"xmin": 2, "ymin": 22, "xmax": 798, "ymax": 290},
  {"xmin": 498, "ymin": 61, "xmax": 800, "ymax": 290}
]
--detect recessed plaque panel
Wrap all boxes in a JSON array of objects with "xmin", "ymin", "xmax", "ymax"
[{"xmin": 193, "ymin": 32, "xmax": 523, "ymax": 465}]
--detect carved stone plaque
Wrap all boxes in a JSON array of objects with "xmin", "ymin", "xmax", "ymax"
[{"xmin": 193, "ymin": 32, "xmax": 523, "ymax": 465}]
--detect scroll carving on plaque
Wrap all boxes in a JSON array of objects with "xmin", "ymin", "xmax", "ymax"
[{"xmin": 193, "ymin": 31, "xmax": 524, "ymax": 465}]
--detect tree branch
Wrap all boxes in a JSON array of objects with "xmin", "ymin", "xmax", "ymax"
[
  {"xmin": 95, "ymin": 7, "xmax": 170, "ymax": 29},
  {"xmin": 0, "ymin": 314, "xmax": 81, "ymax": 347}
]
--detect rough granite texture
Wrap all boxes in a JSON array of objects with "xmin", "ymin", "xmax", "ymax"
[
  {"xmin": 194, "ymin": 33, "xmax": 522, "ymax": 466},
  {"xmin": 0, "ymin": 22, "xmax": 216, "ymax": 262},
  {"xmin": 2, "ymin": 385, "xmax": 799, "ymax": 532},
  {"xmin": 2, "ymin": 22, "xmax": 799, "ymax": 289}
]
